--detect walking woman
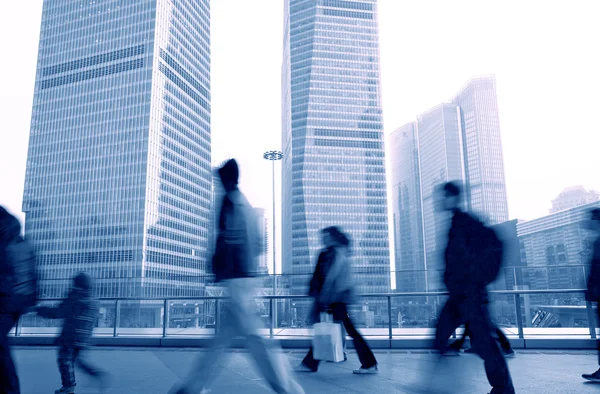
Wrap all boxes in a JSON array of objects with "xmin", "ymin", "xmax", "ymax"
[{"xmin": 298, "ymin": 226, "xmax": 378, "ymax": 374}]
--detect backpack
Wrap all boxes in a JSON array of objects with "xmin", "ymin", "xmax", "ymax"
[
  {"xmin": 476, "ymin": 223, "xmax": 504, "ymax": 286},
  {"xmin": 3, "ymin": 236, "xmax": 39, "ymax": 313}
]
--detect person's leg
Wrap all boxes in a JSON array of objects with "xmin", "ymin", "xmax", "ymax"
[
  {"xmin": 433, "ymin": 297, "xmax": 464, "ymax": 354},
  {"xmin": 331, "ymin": 303, "xmax": 377, "ymax": 369},
  {"xmin": 229, "ymin": 278, "xmax": 304, "ymax": 394},
  {"xmin": 57, "ymin": 343, "xmax": 76, "ymax": 389},
  {"xmin": 465, "ymin": 298, "xmax": 515, "ymax": 394},
  {"xmin": 494, "ymin": 327, "xmax": 513, "ymax": 353},
  {"xmin": 300, "ymin": 347, "xmax": 319, "ymax": 371},
  {"xmin": 450, "ymin": 322, "xmax": 470, "ymax": 350},
  {"xmin": 0, "ymin": 313, "xmax": 20, "ymax": 394}
]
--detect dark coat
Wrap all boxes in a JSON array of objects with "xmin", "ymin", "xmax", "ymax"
[
  {"xmin": 212, "ymin": 189, "xmax": 262, "ymax": 282},
  {"xmin": 586, "ymin": 237, "xmax": 600, "ymax": 302},
  {"xmin": 36, "ymin": 288, "xmax": 98, "ymax": 348},
  {"xmin": 307, "ymin": 246, "xmax": 355, "ymax": 325},
  {"xmin": 444, "ymin": 210, "xmax": 487, "ymax": 297}
]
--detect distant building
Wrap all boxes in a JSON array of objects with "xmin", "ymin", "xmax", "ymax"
[
  {"xmin": 254, "ymin": 208, "xmax": 269, "ymax": 274},
  {"xmin": 451, "ymin": 75, "xmax": 509, "ymax": 224},
  {"xmin": 550, "ymin": 185, "xmax": 600, "ymax": 213},
  {"xmin": 389, "ymin": 123, "xmax": 425, "ymax": 293},
  {"xmin": 389, "ymin": 75, "xmax": 509, "ymax": 293},
  {"xmin": 517, "ymin": 201, "xmax": 600, "ymax": 291},
  {"xmin": 416, "ymin": 104, "xmax": 465, "ymax": 291}
]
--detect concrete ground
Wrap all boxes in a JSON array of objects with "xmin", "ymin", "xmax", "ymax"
[{"xmin": 11, "ymin": 347, "xmax": 600, "ymax": 393}]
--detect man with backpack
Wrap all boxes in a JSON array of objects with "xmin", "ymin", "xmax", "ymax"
[
  {"xmin": 0, "ymin": 206, "xmax": 38, "ymax": 394},
  {"xmin": 169, "ymin": 159, "xmax": 305, "ymax": 394},
  {"xmin": 433, "ymin": 182, "xmax": 515, "ymax": 394}
]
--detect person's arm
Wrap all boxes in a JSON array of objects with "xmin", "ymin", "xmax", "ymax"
[{"xmin": 36, "ymin": 294, "xmax": 72, "ymax": 319}]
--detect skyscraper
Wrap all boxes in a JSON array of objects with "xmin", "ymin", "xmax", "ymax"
[
  {"xmin": 282, "ymin": 0, "xmax": 390, "ymax": 300},
  {"xmin": 451, "ymin": 75, "xmax": 509, "ymax": 224},
  {"xmin": 23, "ymin": 0, "xmax": 211, "ymax": 299},
  {"xmin": 254, "ymin": 208, "xmax": 270, "ymax": 274},
  {"xmin": 389, "ymin": 76, "xmax": 509, "ymax": 292},
  {"xmin": 416, "ymin": 104, "xmax": 465, "ymax": 291},
  {"xmin": 389, "ymin": 122, "xmax": 425, "ymax": 292}
]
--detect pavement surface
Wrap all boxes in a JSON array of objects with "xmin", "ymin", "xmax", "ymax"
[{"xmin": 11, "ymin": 347, "xmax": 600, "ymax": 393}]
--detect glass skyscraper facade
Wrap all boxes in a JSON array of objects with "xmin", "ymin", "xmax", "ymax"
[
  {"xmin": 416, "ymin": 104, "xmax": 465, "ymax": 291},
  {"xmin": 389, "ymin": 123, "xmax": 425, "ymax": 293},
  {"xmin": 23, "ymin": 0, "xmax": 211, "ymax": 298},
  {"xmin": 282, "ymin": 0, "xmax": 390, "ymax": 299},
  {"xmin": 451, "ymin": 75, "xmax": 509, "ymax": 224},
  {"xmin": 389, "ymin": 76, "xmax": 510, "ymax": 292}
]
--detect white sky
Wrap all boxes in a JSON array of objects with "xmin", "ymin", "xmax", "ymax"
[{"xmin": 1, "ymin": 1, "xmax": 599, "ymax": 275}]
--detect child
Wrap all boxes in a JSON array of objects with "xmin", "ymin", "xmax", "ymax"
[{"xmin": 35, "ymin": 272, "xmax": 109, "ymax": 393}]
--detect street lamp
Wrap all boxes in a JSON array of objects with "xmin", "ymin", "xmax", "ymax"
[{"xmin": 263, "ymin": 150, "xmax": 283, "ymax": 299}]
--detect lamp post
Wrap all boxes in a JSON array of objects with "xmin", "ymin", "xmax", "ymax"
[{"xmin": 263, "ymin": 150, "xmax": 283, "ymax": 327}]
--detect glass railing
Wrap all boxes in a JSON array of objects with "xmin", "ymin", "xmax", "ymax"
[{"xmin": 12, "ymin": 289, "xmax": 597, "ymax": 341}]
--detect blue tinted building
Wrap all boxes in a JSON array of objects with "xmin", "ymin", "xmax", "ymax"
[
  {"xmin": 282, "ymin": 0, "xmax": 390, "ymax": 301},
  {"xmin": 23, "ymin": 0, "xmax": 211, "ymax": 298}
]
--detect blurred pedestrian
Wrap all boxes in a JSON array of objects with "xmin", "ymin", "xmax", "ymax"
[
  {"xmin": 297, "ymin": 226, "xmax": 378, "ymax": 374},
  {"xmin": 449, "ymin": 322, "xmax": 515, "ymax": 357},
  {"xmin": 35, "ymin": 272, "xmax": 109, "ymax": 394},
  {"xmin": 0, "ymin": 206, "xmax": 38, "ymax": 394},
  {"xmin": 582, "ymin": 208, "xmax": 600, "ymax": 382},
  {"xmin": 433, "ymin": 182, "xmax": 515, "ymax": 394},
  {"xmin": 169, "ymin": 159, "xmax": 304, "ymax": 394}
]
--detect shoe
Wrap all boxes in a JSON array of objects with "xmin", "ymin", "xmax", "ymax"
[
  {"xmin": 353, "ymin": 365, "xmax": 379, "ymax": 374},
  {"xmin": 295, "ymin": 363, "xmax": 317, "ymax": 372},
  {"xmin": 442, "ymin": 348, "xmax": 461, "ymax": 356},
  {"xmin": 167, "ymin": 384, "xmax": 192, "ymax": 394},
  {"xmin": 582, "ymin": 368, "xmax": 600, "ymax": 382},
  {"xmin": 504, "ymin": 350, "xmax": 516, "ymax": 358},
  {"xmin": 55, "ymin": 387, "xmax": 75, "ymax": 394},
  {"xmin": 464, "ymin": 347, "xmax": 475, "ymax": 354}
]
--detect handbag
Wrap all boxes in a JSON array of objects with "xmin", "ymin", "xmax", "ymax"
[{"xmin": 312, "ymin": 312, "xmax": 344, "ymax": 362}]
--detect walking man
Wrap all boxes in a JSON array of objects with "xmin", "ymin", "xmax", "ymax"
[
  {"xmin": 169, "ymin": 159, "xmax": 305, "ymax": 394},
  {"xmin": 582, "ymin": 208, "xmax": 600, "ymax": 382},
  {"xmin": 433, "ymin": 182, "xmax": 515, "ymax": 394}
]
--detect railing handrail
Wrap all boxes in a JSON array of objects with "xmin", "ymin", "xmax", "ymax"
[{"xmin": 34, "ymin": 288, "xmax": 587, "ymax": 302}]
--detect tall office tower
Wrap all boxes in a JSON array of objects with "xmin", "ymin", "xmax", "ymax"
[
  {"xmin": 550, "ymin": 185, "xmax": 600, "ymax": 214},
  {"xmin": 416, "ymin": 104, "xmax": 465, "ymax": 291},
  {"xmin": 451, "ymin": 75, "xmax": 508, "ymax": 224},
  {"xmin": 389, "ymin": 123, "xmax": 425, "ymax": 293},
  {"xmin": 282, "ymin": 0, "xmax": 390, "ymax": 305},
  {"xmin": 23, "ymin": 1, "xmax": 211, "ymax": 299}
]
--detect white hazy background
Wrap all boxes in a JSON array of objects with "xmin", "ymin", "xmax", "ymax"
[{"xmin": 1, "ymin": 1, "xmax": 599, "ymax": 277}]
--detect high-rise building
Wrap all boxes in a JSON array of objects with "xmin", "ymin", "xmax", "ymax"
[
  {"xmin": 550, "ymin": 185, "xmax": 600, "ymax": 214},
  {"xmin": 389, "ymin": 76, "xmax": 509, "ymax": 292},
  {"xmin": 416, "ymin": 104, "xmax": 466, "ymax": 291},
  {"xmin": 389, "ymin": 122, "xmax": 425, "ymax": 292},
  {"xmin": 517, "ymin": 201, "xmax": 600, "ymax": 291},
  {"xmin": 254, "ymin": 208, "xmax": 270, "ymax": 274},
  {"xmin": 23, "ymin": 0, "xmax": 212, "ymax": 299},
  {"xmin": 282, "ymin": 0, "xmax": 390, "ymax": 300},
  {"xmin": 451, "ymin": 75, "xmax": 509, "ymax": 224}
]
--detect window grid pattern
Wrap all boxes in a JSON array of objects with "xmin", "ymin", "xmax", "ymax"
[
  {"xmin": 23, "ymin": 0, "xmax": 211, "ymax": 299},
  {"xmin": 283, "ymin": 0, "xmax": 390, "ymax": 304}
]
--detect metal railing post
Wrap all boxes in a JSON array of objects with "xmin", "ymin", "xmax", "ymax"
[
  {"xmin": 215, "ymin": 299, "xmax": 220, "ymax": 334},
  {"xmin": 162, "ymin": 299, "xmax": 169, "ymax": 338},
  {"xmin": 113, "ymin": 300, "xmax": 120, "ymax": 337},
  {"xmin": 514, "ymin": 294, "xmax": 524, "ymax": 339},
  {"xmin": 586, "ymin": 301, "xmax": 597, "ymax": 339},
  {"xmin": 14, "ymin": 315, "xmax": 21, "ymax": 337},
  {"xmin": 270, "ymin": 298, "xmax": 274, "ymax": 339},
  {"xmin": 387, "ymin": 296, "xmax": 392, "ymax": 344}
]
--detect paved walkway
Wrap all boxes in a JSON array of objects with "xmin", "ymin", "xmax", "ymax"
[{"xmin": 12, "ymin": 347, "xmax": 600, "ymax": 393}]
